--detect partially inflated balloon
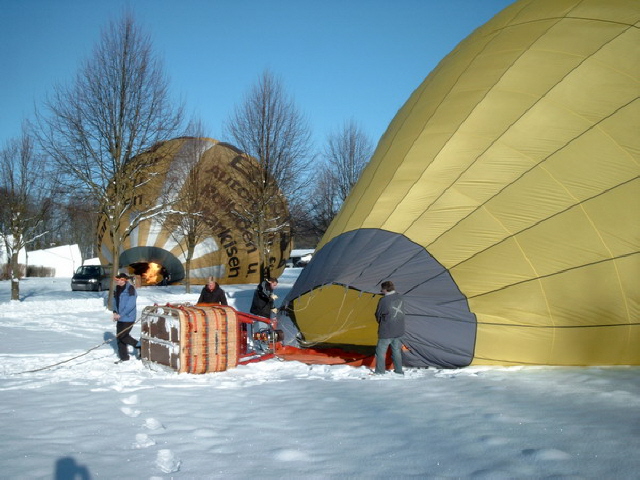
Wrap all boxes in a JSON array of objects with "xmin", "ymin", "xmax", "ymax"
[
  {"xmin": 98, "ymin": 137, "xmax": 291, "ymax": 285},
  {"xmin": 285, "ymin": 0, "xmax": 639, "ymax": 367}
]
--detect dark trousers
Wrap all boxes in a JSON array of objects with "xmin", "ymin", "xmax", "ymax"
[{"xmin": 116, "ymin": 321, "xmax": 138, "ymax": 360}]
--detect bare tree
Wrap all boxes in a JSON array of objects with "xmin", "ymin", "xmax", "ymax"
[
  {"xmin": 0, "ymin": 127, "xmax": 55, "ymax": 300},
  {"xmin": 324, "ymin": 119, "xmax": 373, "ymax": 203},
  {"xmin": 63, "ymin": 194, "xmax": 100, "ymax": 259},
  {"xmin": 161, "ymin": 120, "xmax": 212, "ymax": 293},
  {"xmin": 36, "ymin": 12, "xmax": 183, "ymax": 308},
  {"xmin": 224, "ymin": 69, "xmax": 312, "ymax": 278},
  {"xmin": 298, "ymin": 120, "xmax": 374, "ymax": 243},
  {"xmin": 309, "ymin": 167, "xmax": 342, "ymax": 236}
]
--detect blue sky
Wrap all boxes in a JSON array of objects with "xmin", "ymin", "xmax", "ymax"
[{"xmin": 1, "ymin": 0, "xmax": 514, "ymax": 152}]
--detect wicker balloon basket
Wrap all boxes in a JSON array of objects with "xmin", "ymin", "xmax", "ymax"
[{"xmin": 140, "ymin": 304, "xmax": 281, "ymax": 373}]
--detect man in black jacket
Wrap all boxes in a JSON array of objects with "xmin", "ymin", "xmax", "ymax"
[
  {"xmin": 374, "ymin": 280, "xmax": 405, "ymax": 375},
  {"xmin": 250, "ymin": 277, "xmax": 278, "ymax": 318},
  {"xmin": 196, "ymin": 277, "xmax": 228, "ymax": 305}
]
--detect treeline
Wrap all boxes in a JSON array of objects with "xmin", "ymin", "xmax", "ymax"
[{"xmin": 0, "ymin": 13, "xmax": 372, "ymax": 302}]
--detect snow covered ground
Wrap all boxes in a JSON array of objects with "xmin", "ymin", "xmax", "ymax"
[{"xmin": 1, "ymin": 269, "xmax": 639, "ymax": 479}]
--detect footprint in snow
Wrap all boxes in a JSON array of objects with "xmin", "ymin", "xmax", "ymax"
[
  {"xmin": 479, "ymin": 435, "xmax": 509, "ymax": 446},
  {"xmin": 120, "ymin": 406, "xmax": 141, "ymax": 417},
  {"xmin": 121, "ymin": 394, "xmax": 139, "ymax": 405},
  {"xmin": 144, "ymin": 418, "xmax": 165, "ymax": 430},
  {"xmin": 132, "ymin": 433, "xmax": 156, "ymax": 449},
  {"xmin": 156, "ymin": 449, "xmax": 181, "ymax": 473},
  {"xmin": 275, "ymin": 449, "xmax": 311, "ymax": 462},
  {"xmin": 522, "ymin": 448, "xmax": 572, "ymax": 460}
]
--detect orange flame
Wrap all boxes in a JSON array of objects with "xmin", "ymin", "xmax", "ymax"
[{"xmin": 143, "ymin": 262, "xmax": 162, "ymax": 285}]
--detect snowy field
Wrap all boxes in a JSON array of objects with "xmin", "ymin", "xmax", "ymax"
[{"xmin": 1, "ymin": 269, "xmax": 639, "ymax": 479}]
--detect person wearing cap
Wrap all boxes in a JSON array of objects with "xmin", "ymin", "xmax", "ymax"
[
  {"xmin": 374, "ymin": 280, "xmax": 405, "ymax": 375},
  {"xmin": 196, "ymin": 277, "xmax": 228, "ymax": 305},
  {"xmin": 112, "ymin": 273, "xmax": 139, "ymax": 363}
]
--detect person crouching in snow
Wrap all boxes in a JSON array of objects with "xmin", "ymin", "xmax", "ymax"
[
  {"xmin": 250, "ymin": 277, "xmax": 278, "ymax": 319},
  {"xmin": 374, "ymin": 280, "xmax": 405, "ymax": 375},
  {"xmin": 112, "ymin": 273, "xmax": 139, "ymax": 363},
  {"xmin": 196, "ymin": 277, "xmax": 228, "ymax": 305}
]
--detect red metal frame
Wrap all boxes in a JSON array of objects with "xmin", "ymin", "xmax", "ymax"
[{"xmin": 194, "ymin": 304, "xmax": 281, "ymax": 366}]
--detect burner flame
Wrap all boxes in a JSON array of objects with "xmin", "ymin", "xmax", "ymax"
[{"xmin": 143, "ymin": 262, "xmax": 162, "ymax": 285}]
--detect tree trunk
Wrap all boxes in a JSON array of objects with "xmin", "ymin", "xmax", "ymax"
[
  {"xmin": 10, "ymin": 251, "xmax": 20, "ymax": 301},
  {"xmin": 256, "ymin": 216, "xmax": 266, "ymax": 281},
  {"xmin": 184, "ymin": 244, "xmax": 194, "ymax": 294},
  {"xmin": 107, "ymin": 245, "xmax": 121, "ymax": 311}
]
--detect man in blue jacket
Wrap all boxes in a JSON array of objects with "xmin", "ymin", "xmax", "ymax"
[
  {"xmin": 112, "ymin": 273, "xmax": 139, "ymax": 363},
  {"xmin": 374, "ymin": 280, "xmax": 405, "ymax": 375}
]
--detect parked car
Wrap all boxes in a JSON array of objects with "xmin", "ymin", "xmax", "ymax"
[
  {"xmin": 71, "ymin": 265, "xmax": 110, "ymax": 292},
  {"xmin": 285, "ymin": 250, "xmax": 314, "ymax": 268}
]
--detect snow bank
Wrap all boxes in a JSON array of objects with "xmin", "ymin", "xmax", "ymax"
[{"xmin": 26, "ymin": 244, "xmax": 82, "ymax": 277}]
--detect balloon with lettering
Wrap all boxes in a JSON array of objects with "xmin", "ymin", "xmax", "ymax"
[
  {"xmin": 284, "ymin": 0, "xmax": 639, "ymax": 367},
  {"xmin": 97, "ymin": 137, "xmax": 291, "ymax": 286}
]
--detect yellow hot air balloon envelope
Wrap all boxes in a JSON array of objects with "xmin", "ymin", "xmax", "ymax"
[{"xmin": 285, "ymin": 0, "xmax": 639, "ymax": 367}]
